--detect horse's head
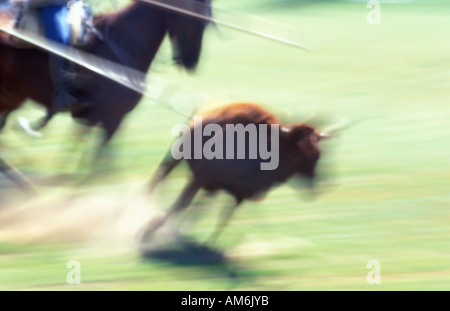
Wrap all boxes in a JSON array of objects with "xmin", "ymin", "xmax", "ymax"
[{"xmin": 165, "ymin": 0, "xmax": 212, "ymax": 71}]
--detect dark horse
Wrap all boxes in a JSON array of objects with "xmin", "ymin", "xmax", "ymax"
[{"xmin": 0, "ymin": 0, "xmax": 211, "ymax": 191}]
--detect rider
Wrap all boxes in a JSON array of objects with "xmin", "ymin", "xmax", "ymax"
[{"xmin": 11, "ymin": 0, "xmax": 86, "ymax": 113}]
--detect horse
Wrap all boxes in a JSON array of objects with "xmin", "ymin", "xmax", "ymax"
[{"xmin": 0, "ymin": 0, "xmax": 212, "ymax": 191}]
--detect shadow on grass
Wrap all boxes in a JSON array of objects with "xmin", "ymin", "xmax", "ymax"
[{"xmin": 139, "ymin": 235, "xmax": 248, "ymax": 281}]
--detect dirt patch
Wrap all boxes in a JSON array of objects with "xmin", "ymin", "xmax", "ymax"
[{"xmin": 0, "ymin": 184, "xmax": 160, "ymax": 244}]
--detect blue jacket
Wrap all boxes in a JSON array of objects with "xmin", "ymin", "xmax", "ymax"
[
  {"xmin": 12, "ymin": 0, "xmax": 72, "ymax": 44},
  {"xmin": 38, "ymin": 4, "xmax": 71, "ymax": 45}
]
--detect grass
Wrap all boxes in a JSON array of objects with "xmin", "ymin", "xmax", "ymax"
[{"xmin": 0, "ymin": 0, "xmax": 449, "ymax": 290}]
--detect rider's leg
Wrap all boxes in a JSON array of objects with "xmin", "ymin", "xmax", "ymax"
[
  {"xmin": 38, "ymin": 5, "xmax": 74, "ymax": 112},
  {"xmin": 48, "ymin": 53, "xmax": 75, "ymax": 112}
]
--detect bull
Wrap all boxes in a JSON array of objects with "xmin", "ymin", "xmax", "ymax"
[{"xmin": 141, "ymin": 103, "xmax": 330, "ymax": 244}]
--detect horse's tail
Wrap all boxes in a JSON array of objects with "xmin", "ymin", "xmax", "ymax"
[{"xmin": 148, "ymin": 149, "xmax": 182, "ymax": 194}]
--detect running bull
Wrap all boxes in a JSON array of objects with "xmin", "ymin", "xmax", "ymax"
[{"xmin": 141, "ymin": 102, "xmax": 331, "ymax": 243}]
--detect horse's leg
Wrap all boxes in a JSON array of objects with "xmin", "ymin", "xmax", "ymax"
[
  {"xmin": 140, "ymin": 180, "xmax": 201, "ymax": 242},
  {"xmin": 41, "ymin": 124, "xmax": 93, "ymax": 188},
  {"xmin": 74, "ymin": 114, "xmax": 123, "ymax": 186},
  {"xmin": 32, "ymin": 108, "xmax": 55, "ymax": 131},
  {"xmin": 0, "ymin": 111, "xmax": 10, "ymax": 131},
  {"xmin": 0, "ymin": 96, "xmax": 16, "ymax": 132},
  {"xmin": 0, "ymin": 158, "xmax": 38, "ymax": 195},
  {"xmin": 74, "ymin": 123, "xmax": 94, "ymax": 168},
  {"xmin": 92, "ymin": 115, "xmax": 124, "ymax": 172}
]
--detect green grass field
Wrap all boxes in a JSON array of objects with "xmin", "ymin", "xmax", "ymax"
[{"xmin": 0, "ymin": 0, "xmax": 449, "ymax": 290}]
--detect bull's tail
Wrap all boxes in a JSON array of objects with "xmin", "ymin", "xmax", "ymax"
[{"xmin": 148, "ymin": 150, "xmax": 182, "ymax": 194}]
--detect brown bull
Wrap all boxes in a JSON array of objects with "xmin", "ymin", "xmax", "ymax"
[{"xmin": 142, "ymin": 103, "xmax": 329, "ymax": 243}]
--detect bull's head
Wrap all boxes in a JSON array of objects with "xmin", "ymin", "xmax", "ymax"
[{"xmin": 280, "ymin": 124, "xmax": 329, "ymax": 184}]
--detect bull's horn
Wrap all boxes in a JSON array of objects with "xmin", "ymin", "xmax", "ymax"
[
  {"xmin": 280, "ymin": 127, "xmax": 291, "ymax": 133},
  {"xmin": 321, "ymin": 118, "xmax": 351, "ymax": 135},
  {"xmin": 318, "ymin": 132, "xmax": 331, "ymax": 140}
]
